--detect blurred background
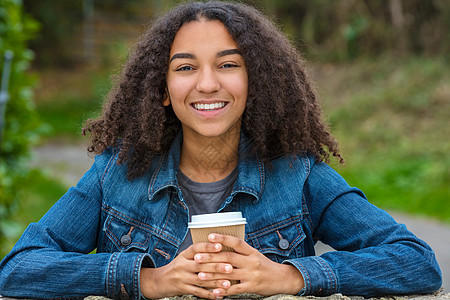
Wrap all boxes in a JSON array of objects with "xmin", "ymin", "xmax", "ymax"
[{"xmin": 0, "ymin": 0, "xmax": 449, "ymax": 289}]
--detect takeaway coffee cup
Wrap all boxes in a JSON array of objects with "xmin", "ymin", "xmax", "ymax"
[{"xmin": 188, "ymin": 212, "xmax": 246, "ymax": 252}]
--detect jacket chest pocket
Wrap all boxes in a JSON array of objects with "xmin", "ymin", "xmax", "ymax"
[
  {"xmin": 246, "ymin": 217, "xmax": 306, "ymax": 263},
  {"xmin": 102, "ymin": 214, "xmax": 152, "ymax": 253}
]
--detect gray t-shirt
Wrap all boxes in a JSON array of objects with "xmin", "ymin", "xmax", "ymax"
[{"xmin": 176, "ymin": 167, "xmax": 238, "ymax": 254}]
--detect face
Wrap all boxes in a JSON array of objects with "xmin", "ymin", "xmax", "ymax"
[{"xmin": 164, "ymin": 20, "xmax": 248, "ymax": 139}]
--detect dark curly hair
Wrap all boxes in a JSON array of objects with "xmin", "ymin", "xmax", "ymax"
[{"xmin": 83, "ymin": 1, "xmax": 343, "ymax": 180}]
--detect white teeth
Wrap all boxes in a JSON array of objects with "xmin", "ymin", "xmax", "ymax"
[{"xmin": 194, "ymin": 102, "xmax": 225, "ymax": 111}]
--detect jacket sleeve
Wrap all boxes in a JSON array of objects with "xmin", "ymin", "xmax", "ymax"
[
  {"xmin": 283, "ymin": 161, "xmax": 442, "ymax": 297},
  {"xmin": 0, "ymin": 150, "xmax": 153, "ymax": 300}
]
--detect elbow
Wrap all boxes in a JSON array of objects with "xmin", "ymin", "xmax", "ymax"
[
  {"xmin": 412, "ymin": 251, "xmax": 443, "ymax": 294},
  {"xmin": 424, "ymin": 262, "xmax": 443, "ymax": 293}
]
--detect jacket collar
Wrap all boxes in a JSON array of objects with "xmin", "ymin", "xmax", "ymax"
[{"xmin": 148, "ymin": 131, "xmax": 264, "ymax": 202}]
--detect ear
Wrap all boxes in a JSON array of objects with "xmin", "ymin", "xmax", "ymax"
[{"xmin": 163, "ymin": 89, "xmax": 171, "ymax": 106}]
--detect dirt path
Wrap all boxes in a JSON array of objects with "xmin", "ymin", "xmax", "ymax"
[{"xmin": 31, "ymin": 143, "xmax": 450, "ymax": 292}]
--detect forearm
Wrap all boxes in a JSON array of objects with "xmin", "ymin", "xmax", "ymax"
[
  {"xmin": 285, "ymin": 241, "xmax": 442, "ymax": 297},
  {"xmin": 0, "ymin": 223, "xmax": 152, "ymax": 300},
  {"xmin": 0, "ymin": 246, "xmax": 151, "ymax": 300},
  {"xmin": 304, "ymin": 164, "xmax": 442, "ymax": 296}
]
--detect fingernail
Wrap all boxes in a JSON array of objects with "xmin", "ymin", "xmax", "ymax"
[
  {"xmin": 194, "ymin": 254, "xmax": 202, "ymax": 261},
  {"xmin": 209, "ymin": 233, "xmax": 216, "ymax": 240},
  {"xmin": 224, "ymin": 265, "xmax": 232, "ymax": 272},
  {"xmin": 198, "ymin": 272, "xmax": 206, "ymax": 279},
  {"xmin": 223, "ymin": 281, "xmax": 230, "ymax": 288},
  {"xmin": 214, "ymin": 243, "xmax": 221, "ymax": 250}
]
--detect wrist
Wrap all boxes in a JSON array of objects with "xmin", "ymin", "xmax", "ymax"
[
  {"xmin": 282, "ymin": 264, "xmax": 305, "ymax": 295},
  {"xmin": 140, "ymin": 267, "xmax": 160, "ymax": 299}
]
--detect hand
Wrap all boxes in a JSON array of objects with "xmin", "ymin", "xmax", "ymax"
[
  {"xmin": 194, "ymin": 233, "xmax": 305, "ymax": 298},
  {"xmin": 140, "ymin": 241, "xmax": 234, "ymax": 299}
]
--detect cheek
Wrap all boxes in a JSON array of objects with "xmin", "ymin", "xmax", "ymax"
[
  {"xmin": 231, "ymin": 77, "xmax": 248, "ymax": 103},
  {"xmin": 167, "ymin": 79, "xmax": 191, "ymax": 103}
]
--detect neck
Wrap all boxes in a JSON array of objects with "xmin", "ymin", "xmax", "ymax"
[{"xmin": 179, "ymin": 127, "xmax": 240, "ymax": 183}]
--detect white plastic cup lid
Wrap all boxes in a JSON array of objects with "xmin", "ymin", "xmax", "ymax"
[{"xmin": 188, "ymin": 212, "xmax": 247, "ymax": 228}]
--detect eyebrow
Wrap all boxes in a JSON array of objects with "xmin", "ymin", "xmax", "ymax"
[
  {"xmin": 217, "ymin": 49, "xmax": 242, "ymax": 58},
  {"xmin": 169, "ymin": 48, "xmax": 242, "ymax": 63}
]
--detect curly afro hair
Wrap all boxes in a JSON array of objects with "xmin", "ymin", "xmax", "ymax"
[{"xmin": 83, "ymin": 1, "xmax": 343, "ymax": 180}]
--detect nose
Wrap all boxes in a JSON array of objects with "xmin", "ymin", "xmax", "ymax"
[{"xmin": 196, "ymin": 67, "xmax": 220, "ymax": 93}]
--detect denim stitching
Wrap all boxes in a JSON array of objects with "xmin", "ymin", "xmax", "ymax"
[
  {"xmin": 291, "ymin": 260, "xmax": 311, "ymax": 295},
  {"xmin": 147, "ymin": 154, "xmax": 166, "ymax": 197},
  {"xmin": 313, "ymin": 256, "xmax": 338, "ymax": 294},
  {"xmin": 233, "ymin": 186, "xmax": 259, "ymax": 196},
  {"xmin": 152, "ymin": 194, "xmax": 176, "ymax": 257},
  {"xmin": 246, "ymin": 215, "xmax": 302, "ymax": 238},
  {"xmin": 107, "ymin": 252, "xmax": 117, "ymax": 298},
  {"xmin": 155, "ymin": 248, "xmax": 171, "ymax": 259},
  {"xmin": 101, "ymin": 203, "xmax": 180, "ymax": 245},
  {"xmin": 301, "ymin": 193, "xmax": 314, "ymax": 231},
  {"xmin": 133, "ymin": 254, "xmax": 142, "ymax": 300},
  {"xmin": 258, "ymin": 159, "xmax": 265, "ymax": 198},
  {"xmin": 299, "ymin": 154, "xmax": 311, "ymax": 176},
  {"xmin": 247, "ymin": 217, "xmax": 306, "ymax": 255},
  {"xmin": 101, "ymin": 147, "xmax": 118, "ymax": 185},
  {"xmin": 258, "ymin": 232, "xmax": 305, "ymax": 256},
  {"xmin": 104, "ymin": 215, "xmax": 120, "ymax": 250},
  {"xmin": 104, "ymin": 217, "xmax": 152, "ymax": 251}
]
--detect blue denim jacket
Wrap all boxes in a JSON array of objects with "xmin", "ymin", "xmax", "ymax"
[{"xmin": 0, "ymin": 134, "xmax": 442, "ymax": 299}]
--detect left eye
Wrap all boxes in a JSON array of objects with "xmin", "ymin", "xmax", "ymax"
[{"xmin": 220, "ymin": 63, "xmax": 238, "ymax": 69}]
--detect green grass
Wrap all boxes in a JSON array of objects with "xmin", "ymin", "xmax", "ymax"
[
  {"xmin": 37, "ymin": 96, "xmax": 102, "ymax": 139},
  {"xmin": 319, "ymin": 55, "xmax": 450, "ymax": 223},
  {"xmin": 15, "ymin": 169, "xmax": 67, "ymax": 223}
]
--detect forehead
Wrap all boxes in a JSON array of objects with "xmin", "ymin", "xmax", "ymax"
[{"xmin": 170, "ymin": 20, "xmax": 239, "ymax": 55}]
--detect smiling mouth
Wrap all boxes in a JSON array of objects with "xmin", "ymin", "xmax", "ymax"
[{"xmin": 192, "ymin": 102, "xmax": 227, "ymax": 111}]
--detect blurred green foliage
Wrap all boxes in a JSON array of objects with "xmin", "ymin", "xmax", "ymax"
[
  {"xmin": 2, "ymin": 169, "xmax": 67, "ymax": 255},
  {"xmin": 252, "ymin": 0, "xmax": 450, "ymax": 60},
  {"xmin": 0, "ymin": 0, "xmax": 42, "ymax": 256},
  {"xmin": 319, "ymin": 56, "xmax": 450, "ymax": 222},
  {"xmin": 23, "ymin": 0, "xmax": 149, "ymax": 68},
  {"xmin": 20, "ymin": 0, "xmax": 450, "ymax": 67}
]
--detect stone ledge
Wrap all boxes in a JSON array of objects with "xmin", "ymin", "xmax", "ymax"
[
  {"xmin": 2, "ymin": 290, "xmax": 448, "ymax": 300},
  {"xmin": 82, "ymin": 289, "xmax": 449, "ymax": 300}
]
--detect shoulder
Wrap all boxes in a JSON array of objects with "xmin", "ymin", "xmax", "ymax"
[
  {"xmin": 261, "ymin": 154, "xmax": 316, "ymax": 193},
  {"xmin": 268, "ymin": 153, "xmax": 316, "ymax": 176}
]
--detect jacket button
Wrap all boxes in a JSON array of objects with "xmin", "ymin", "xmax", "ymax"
[
  {"xmin": 120, "ymin": 235, "xmax": 131, "ymax": 246},
  {"xmin": 119, "ymin": 284, "xmax": 130, "ymax": 300},
  {"xmin": 278, "ymin": 238, "xmax": 289, "ymax": 250},
  {"xmin": 119, "ymin": 291, "xmax": 129, "ymax": 300}
]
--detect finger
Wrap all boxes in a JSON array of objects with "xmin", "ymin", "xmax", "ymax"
[
  {"xmin": 194, "ymin": 260, "xmax": 234, "ymax": 274},
  {"xmin": 212, "ymin": 287, "xmax": 229, "ymax": 299},
  {"xmin": 198, "ymin": 268, "xmax": 236, "ymax": 281},
  {"xmin": 221, "ymin": 281, "xmax": 249, "ymax": 297},
  {"xmin": 182, "ymin": 241, "xmax": 222, "ymax": 259},
  {"xmin": 194, "ymin": 250, "xmax": 245, "ymax": 267},
  {"xmin": 208, "ymin": 234, "xmax": 253, "ymax": 255},
  {"xmin": 184, "ymin": 284, "xmax": 217, "ymax": 300},
  {"xmin": 196, "ymin": 276, "xmax": 232, "ymax": 290}
]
